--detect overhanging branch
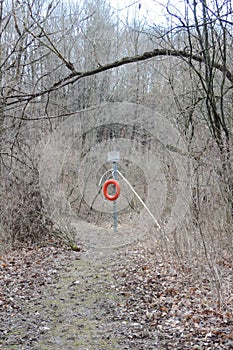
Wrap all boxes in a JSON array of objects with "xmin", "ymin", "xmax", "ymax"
[{"xmin": 5, "ymin": 48, "xmax": 233, "ymax": 106}]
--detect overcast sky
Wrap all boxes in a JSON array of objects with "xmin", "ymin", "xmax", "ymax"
[
  {"xmin": 109, "ymin": 0, "xmax": 183, "ymax": 27},
  {"xmin": 109, "ymin": 0, "xmax": 211, "ymax": 28},
  {"xmin": 109, "ymin": 0, "xmax": 166, "ymax": 21}
]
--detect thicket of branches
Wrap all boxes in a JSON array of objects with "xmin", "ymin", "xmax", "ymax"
[{"xmin": 0, "ymin": 0, "xmax": 232, "ymax": 264}]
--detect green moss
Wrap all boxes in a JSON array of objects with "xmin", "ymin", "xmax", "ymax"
[{"xmin": 26, "ymin": 254, "xmax": 124, "ymax": 349}]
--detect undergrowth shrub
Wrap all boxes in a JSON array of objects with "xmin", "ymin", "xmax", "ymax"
[{"xmin": 0, "ymin": 171, "xmax": 49, "ymax": 245}]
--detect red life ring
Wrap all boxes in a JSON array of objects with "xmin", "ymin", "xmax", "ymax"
[{"xmin": 103, "ymin": 179, "xmax": 120, "ymax": 201}]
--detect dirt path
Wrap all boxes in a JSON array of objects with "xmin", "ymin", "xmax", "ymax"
[
  {"xmin": 1, "ymin": 250, "xmax": 125, "ymax": 350},
  {"xmin": 27, "ymin": 249, "xmax": 129, "ymax": 350},
  {"xmin": 1, "ymin": 224, "xmax": 232, "ymax": 349},
  {"xmin": 1, "ymin": 223, "xmax": 146, "ymax": 350}
]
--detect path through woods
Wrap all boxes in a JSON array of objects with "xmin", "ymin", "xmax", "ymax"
[{"xmin": 1, "ymin": 224, "xmax": 233, "ymax": 349}]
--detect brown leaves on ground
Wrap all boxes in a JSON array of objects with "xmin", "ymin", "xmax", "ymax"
[
  {"xmin": 0, "ymin": 241, "xmax": 232, "ymax": 349},
  {"xmin": 111, "ymin": 246, "xmax": 233, "ymax": 349},
  {"xmin": 0, "ymin": 244, "xmax": 76, "ymax": 343}
]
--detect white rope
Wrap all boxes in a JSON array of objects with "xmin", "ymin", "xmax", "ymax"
[
  {"xmin": 98, "ymin": 169, "xmax": 113, "ymax": 187},
  {"xmin": 116, "ymin": 169, "xmax": 161, "ymax": 229},
  {"xmin": 98, "ymin": 168, "xmax": 169, "ymax": 242}
]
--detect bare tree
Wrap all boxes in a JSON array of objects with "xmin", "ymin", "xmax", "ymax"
[{"xmin": 0, "ymin": 0, "xmax": 232, "ymax": 248}]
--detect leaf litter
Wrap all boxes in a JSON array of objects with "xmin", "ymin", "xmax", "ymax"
[
  {"xmin": 0, "ymin": 238, "xmax": 232, "ymax": 349},
  {"xmin": 111, "ymin": 242, "xmax": 233, "ymax": 349}
]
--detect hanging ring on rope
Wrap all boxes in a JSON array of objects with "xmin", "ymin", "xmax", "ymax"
[{"xmin": 103, "ymin": 179, "xmax": 120, "ymax": 201}]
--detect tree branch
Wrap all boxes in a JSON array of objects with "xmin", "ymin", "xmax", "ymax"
[{"xmin": 5, "ymin": 48, "xmax": 233, "ymax": 106}]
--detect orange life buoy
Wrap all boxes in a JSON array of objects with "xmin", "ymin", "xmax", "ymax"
[{"xmin": 103, "ymin": 179, "xmax": 120, "ymax": 201}]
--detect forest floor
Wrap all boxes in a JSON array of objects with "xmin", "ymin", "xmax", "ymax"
[{"xmin": 0, "ymin": 225, "xmax": 233, "ymax": 350}]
